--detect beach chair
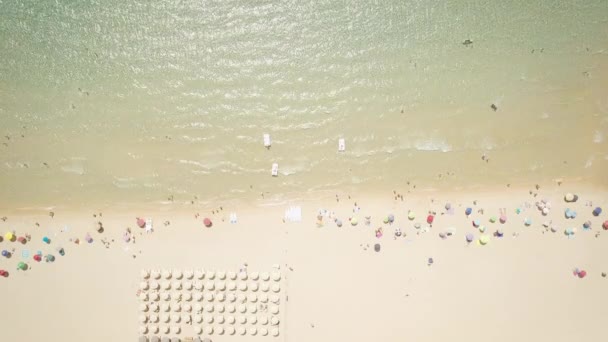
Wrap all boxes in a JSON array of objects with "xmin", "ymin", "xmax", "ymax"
[
  {"xmin": 145, "ymin": 218, "xmax": 153, "ymax": 233},
  {"xmin": 271, "ymin": 163, "xmax": 279, "ymax": 177},
  {"xmin": 230, "ymin": 212, "xmax": 237, "ymax": 224},
  {"xmin": 338, "ymin": 138, "xmax": 345, "ymax": 152}
]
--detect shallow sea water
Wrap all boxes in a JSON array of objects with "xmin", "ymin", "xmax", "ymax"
[{"xmin": 1, "ymin": 0, "xmax": 607, "ymax": 209}]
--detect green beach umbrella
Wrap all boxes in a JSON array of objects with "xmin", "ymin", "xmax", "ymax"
[
  {"xmin": 479, "ymin": 235, "xmax": 490, "ymax": 245},
  {"xmin": 45, "ymin": 254, "xmax": 55, "ymax": 262},
  {"xmin": 17, "ymin": 262, "xmax": 27, "ymax": 270}
]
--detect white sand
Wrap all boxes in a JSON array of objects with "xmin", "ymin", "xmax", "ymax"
[{"xmin": 0, "ymin": 184, "xmax": 607, "ymax": 341}]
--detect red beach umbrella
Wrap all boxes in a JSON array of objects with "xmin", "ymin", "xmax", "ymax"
[
  {"xmin": 427, "ymin": 215, "xmax": 434, "ymax": 224},
  {"xmin": 33, "ymin": 254, "xmax": 42, "ymax": 262},
  {"xmin": 137, "ymin": 218, "xmax": 146, "ymax": 228},
  {"xmin": 0, "ymin": 270, "xmax": 7, "ymax": 277},
  {"xmin": 17, "ymin": 236, "xmax": 26, "ymax": 244},
  {"xmin": 603, "ymin": 220, "xmax": 608, "ymax": 230},
  {"xmin": 203, "ymin": 218, "xmax": 212, "ymax": 228},
  {"xmin": 578, "ymin": 270, "xmax": 587, "ymax": 278}
]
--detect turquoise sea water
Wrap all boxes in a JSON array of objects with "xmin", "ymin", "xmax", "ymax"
[{"xmin": 1, "ymin": 0, "xmax": 607, "ymax": 209}]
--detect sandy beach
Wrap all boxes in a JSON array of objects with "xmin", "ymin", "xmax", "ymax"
[{"xmin": 1, "ymin": 183, "xmax": 607, "ymax": 341}]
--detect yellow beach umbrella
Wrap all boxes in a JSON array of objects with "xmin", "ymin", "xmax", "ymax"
[{"xmin": 5, "ymin": 232, "xmax": 14, "ymax": 241}]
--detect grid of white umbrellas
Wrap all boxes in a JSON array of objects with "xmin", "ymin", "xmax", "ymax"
[{"xmin": 138, "ymin": 269, "xmax": 282, "ymax": 338}]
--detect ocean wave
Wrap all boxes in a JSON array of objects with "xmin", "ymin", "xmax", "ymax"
[{"xmin": 414, "ymin": 139, "xmax": 452, "ymax": 152}]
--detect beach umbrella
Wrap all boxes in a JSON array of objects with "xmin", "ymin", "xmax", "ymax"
[
  {"xmin": 137, "ymin": 217, "xmax": 146, "ymax": 228},
  {"xmin": 270, "ymin": 294, "xmax": 280, "ymax": 303},
  {"xmin": 408, "ymin": 211, "xmax": 415, "ymax": 220},
  {"xmin": 151, "ymin": 270, "xmax": 161, "ymax": 279},
  {"xmin": 259, "ymin": 316, "xmax": 268, "ymax": 325},
  {"xmin": 1, "ymin": 250, "xmax": 9, "ymax": 258},
  {"xmin": 583, "ymin": 221, "xmax": 592, "ymax": 230},
  {"xmin": 272, "ymin": 284, "xmax": 280, "ymax": 293},
  {"xmin": 173, "ymin": 270, "xmax": 183, "ymax": 279},
  {"xmin": 271, "ymin": 316, "xmax": 280, "ymax": 325},
  {"xmin": 139, "ymin": 336, "xmax": 148, "ymax": 342},
  {"xmin": 271, "ymin": 328, "xmax": 280, "ymax": 336},
  {"xmin": 56, "ymin": 247, "xmax": 65, "ymax": 256},
  {"xmin": 603, "ymin": 221, "xmax": 608, "ymax": 230},
  {"xmin": 472, "ymin": 219, "xmax": 480, "ymax": 227},
  {"xmin": 374, "ymin": 243, "xmax": 381, "ymax": 252},
  {"xmin": 335, "ymin": 219, "xmax": 343, "ymax": 227},
  {"xmin": 203, "ymin": 218, "xmax": 212, "ymax": 227},
  {"xmin": 139, "ymin": 326, "xmax": 148, "ymax": 334},
  {"xmin": 495, "ymin": 229, "xmax": 504, "ymax": 237},
  {"xmin": 141, "ymin": 269, "xmax": 150, "ymax": 279},
  {"xmin": 0, "ymin": 270, "xmax": 7, "ymax": 277},
  {"xmin": 465, "ymin": 233, "xmax": 474, "ymax": 243},
  {"xmin": 249, "ymin": 327, "xmax": 257, "ymax": 336},
  {"xmin": 465, "ymin": 208, "xmax": 472, "ymax": 216},
  {"xmin": 4, "ymin": 232, "xmax": 14, "ymax": 241},
  {"xmin": 140, "ymin": 281, "xmax": 149, "ymax": 290},
  {"xmin": 260, "ymin": 327, "xmax": 268, "ymax": 336},
  {"xmin": 479, "ymin": 235, "xmax": 490, "ymax": 245},
  {"xmin": 139, "ymin": 314, "xmax": 148, "ymax": 323},
  {"xmin": 524, "ymin": 218, "xmax": 532, "ymax": 226},
  {"xmin": 184, "ymin": 269, "xmax": 194, "ymax": 279},
  {"xmin": 17, "ymin": 262, "xmax": 27, "ymax": 270},
  {"xmin": 593, "ymin": 207, "xmax": 602, "ymax": 216},
  {"xmin": 388, "ymin": 214, "xmax": 395, "ymax": 223},
  {"xmin": 42, "ymin": 236, "xmax": 51, "ymax": 244},
  {"xmin": 427, "ymin": 215, "xmax": 434, "ymax": 224},
  {"xmin": 17, "ymin": 236, "xmax": 26, "ymax": 244},
  {"xmin": 445, "ymin": 203, "xmax": 452, "ymax": 210},
  {"xmin": 272, "ymin": 272, "xmax": 281, "ymax": 281},
  {"xmin": 45, "ymin": 254, "xmax": 55, "ymax": 262},
  {"xmin": 85, "ymin": 233, "xmax": 93, "ymax": 243},
  {"xmin": 578, "ymin": 270, "xmax": 587, "ymax": 278},
  {"xmin": 33, "ymin": 254, "xmax": 42, "ymax": 262},
  {"xmin": 350, "ymin": 217, "xmax": 358, "ymax": 226},
  {"xmin": 383, "ymin": 216, "xmax": 389, "ymax": 224}
]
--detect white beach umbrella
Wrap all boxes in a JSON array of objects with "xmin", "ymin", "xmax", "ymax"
[
  {"xmin": 270, "ymin": 294, "xmax": 280, "ymax": 304},
  {"xmin": 139, "ymin": 293, "xmax": 148, "ymax": 301},
  {"xmin": 260, "ymin": 327, "xmax": 268, "ymax": 336},
  {"xmin": 249, "ymin": 315, "xmax": 257, "ymax": 324},
  {"xmin": 227, "ymin": 282, "xmax": 236, "ymax": 291},
  {"xmin": 194, "ymin": 269, "xmax": 204, "ymax": 279},
  {"xmin": 204, "ymin": 293, "xmax": 214, "ymax": 302},
  {"xmin": 205, "ymin": 304, "xmax": 214, "ymax": 313},
  {"xmin": 161, "ymin": 314, "xmax": 170, "ymax": 323},
  {"xmin": 151, "ymin": 270, "xmax": 161, "ymax": 279},
  {"xmin": 271, "ymin": 316, "xmax": 280, "ymax": 325},
  {"xmin": 271, "ymin": 328, "xmax": 279, "ymax": 336},
  {"xmin": 250, "ymin": 271, "xmax": 259, "ymax": 280},
  {"xmin": 194, "ymin": 326, "xmax": 202, "ymax": 334},
  {"xmin": 205, "ymin": 281, "xmax": 215, "ymax": 291},
  {"xmin": 215, "ymin": 304, "xmax": 225, "ymax": 313},
  {"xmin": 238, "ymin": 327, "xmax": 246, "ymax": 335},
  {"xmin": 248, "ymin": 304, "xmax": 257, "ymax": 313},
  {"xmin": 171, "ymin": 314, "xmax": 180, "ymax": 323},
  {"xmin": 194, "ymin": 293, "xmax": 203, "ymax": 301},
  {"xmin": 194, "ymin": 281, "xmax": 203, "ymax": 291},
  {"xmin": 260, "ymin": 283, "xmax": 269, "ymax": 292},
  {"xmin": 141, "ymin": 270, "xmax": 150, "ymax": 279},
  {"xmin": 260, "ymin": 272, "xmax": 270, "ymax": 281},
  {"xmin": 238, "ymin": 271, "xmax": 248, "ymax": 280},
  {"xmin": 173, "ymin": 270, "xmax": 183, "ymax": 280},
  {"xmin": 140, "ymin": 281, "xmax": 149, "ymax": 290},
  {"xmin": 238, "ymin": 304, "xmax": 247, "ymax": 313},
  {"xmin": 161, "ymin": 303, "xmax": 170, "ymax": 312},
  {"xmin": 227, "ymin": 293, "xmax": 236, "ymax": 302},
  {"xmin": 184, "ymin": 269, "xmax": 194, "ymax": 279},
  {"xmin": 206, "ymin": 270, "xmax": 215, "ymax": 279},
  {"xmin": 182, "ymin": 314, "xmax": 191, "ymax": 323},
  {"xmin": 150, "ymin": 293, "xmax": 160, "ymax": 302},
  {"xmin": 183, "ymin": 292, "xmax": 192, "ymax": 302},
  {"xmin": 249, "ymin": 327, "xmax": 257, "ymax": 336},
  {"xmin": 205, "ymin": 315, "xmax": 214, "ymax": 324},
  {"xmin": 139, "ymin": 314, "xmax": 148, "ymax": 323},
  {"xmin": 149, "ymin": 314, "xmax": 159, "ymax": 323},
  {"xmin": 226, "ymin": 326, "xmax": 235, "ymax": 335},
  {"xmin": 161, "ymin": 325, "xmax": 169, "ymax": 334},
  {"xmin": 250, "ymin": 282, "xmax": 259, "ymax": 292},
  {"xmin": 227, "ymin": 304, "xmax": 236, "ymax": 313},
  {"xmin": 272, "ymin": 284, "xmax": 280, "ymax": 293},
  {"xmin": 259, "ymin": 294, "xmax": 268, "ymax": 303},
  {"xmin": 149, "ymin": 303, "xmax": 159, "ymax": 312},
  {"xmin": 193, "ymin": 313, "xmax": 203, "ymax": 323},
  {"xmin": 182, "ymin": 303, "xmax": 192, "ymax": 312},
  {"xmin": 149, "ymin": 325, "xmax": 159, "ymax": 333},
  {"xmin": 259, "ymin": 316, "xmax": 268, "ymax": 325},
  {"xmin": 247, "ymin": 293, "xmax": 257, "ymax": 303},
  {"xmin": 162, "ymin": 281, "xmax": 171, "ymax": 290},
  {"xmin": 216, "ymin": 315, "xmax": 225, "ymax": 324},
  {"xmin": 171, "ymin": 281, "xmax": 181, "ymax": 290},
  {"xmin": 194, "ymin": 303, "xmax": 202, "ymax": 312},
  {"xmin": 162, "ymin": 270, "xmax": 172, "ymax": 279},
  {"xmin": 216, "ymin": 293, "xmax": 225, "ymax": 302},
  {"xmin": 238, "ymin": 282, "xmax": 247, "ymax": 291},
  {"xmin": 215, "ymin": 281, "xmax": 225, "ymax": 291},
  {"xmin": 227, "ymin": 315, "xmax": 235, "ymax": 324},
  {"xmin": 171, "ymin": 325, "xmax": 180, "ymax": 334},
  {"xmin": 272, "ymin": 272, "xmax": 281, "ymax": 281},
  {"xmin": 270, "ymin": 305, "xmax": 279, "ymax": 315},
  {"xmin": 172, "ymin": 303, "xmax": 181, "ymax": 312},
  {"xmin": 172, "ymin": 292, "xmax": 181, "ymax": 301},
  {"xmin": 139, "ymin": 326, "xmax": 148, "ymax": 334},
  {"xmin": 183, "ymin": 281, "xmax": 193, "ymax": 290},
  {"xmin": 140, "ymin": 303, "xmax": 149, "ymax": 312},
  {"xmin": 161, "ymin": 293, "xmax": 170, "ymax": 302},
  {"xmin": 227, "ymin": 271, "xmax": 236, "ymax": 280},
  {"xmin": 217, "ymin": 326, "xmax": 225, "ymax": 335},
  {"xmin": 238, "ymin": 315, "xmax": 247, "ymax": 324},
  {"xmin": 150, "ymin": 281, "xmax": 160, "ymax": 290},
  {"xmin": 237, "ymin": 293, "xmax": 246, "ymax": 303},
  {"xmin": 217, "ymin": 271, "xmax": 226, "ymax": 280},
  {"xmin": 207, "ymin": 326, "xmax": 214, "ymax": 335}
]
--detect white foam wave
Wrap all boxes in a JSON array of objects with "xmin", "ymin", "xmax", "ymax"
[
  {"xmin": 414, "ymin": 139, "xmax": 452, "ymax": 152},
  {"xmin": 593, "ymin": 131, "xmax": 603, "ymax": 143}
]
